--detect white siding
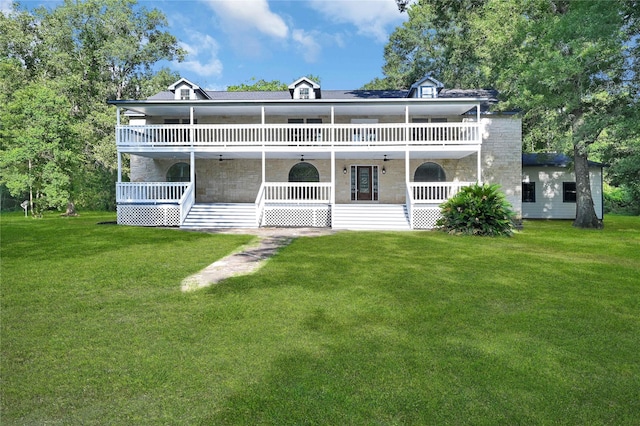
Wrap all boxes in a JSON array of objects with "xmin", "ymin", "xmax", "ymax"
[{"xmin": 522, "ymin": 166, "xmax": 603, "ymax": 219}]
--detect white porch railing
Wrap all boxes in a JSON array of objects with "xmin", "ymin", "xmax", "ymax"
[
  {"xmin": 179, "ymin": 183, "xmax": 195, "ymax": 225},
  {"xmin": 116, "ymin": 122, "xmax": 480, "ymax": 147},
  {"xmin": 255, "ymin": 182, "xmax": 266, "ymax": 227},
  {"xmin": 408, "ymin": 182, "xmax": 473, "ymax": 204},
  {"xmin": 262, "ymin": 182, "xmax": 332, "ymax": 203},
  {"xmin": 116, "ymin": 182, "xmax": 191, "ymax": 203}
]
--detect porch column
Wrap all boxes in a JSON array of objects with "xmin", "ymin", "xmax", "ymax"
[
  {"xmin": 262, "ymin": 151, "xmax": 266, "ymax": 183},
  {"xmin": 190, "ymin": 151, "xmax": 195, "ymax": 183},
  {"xmin": 190, "ymin": 107, "xmax": 195, "ymax": 146},
  {"xmin": 405, "ymin": 150, "xmax": 410, "ymax": 184},
  {"xmin": 330, "ymin": 150, "xmax": 336, "ymax": 204},
  {"xmin": 116, "ymin": 107, "xmax": 122, "ymax": 183},
  {"xmin": 261, "ymin": 106, "xmax": 265, "ymax": 145},
  {"xmin": 477, "ymin": 147, "xmax": 482, "ymax": 184},
  {"xmin": 405, "ymin": 105, "xmax": 409, "ymax": 144},
  {"xmin": 330, "ymin": 106, "xmax": 335, "ymax": 143},
  {"xmin": 117, "ymin": 152, "xmax": 122, "ymax": 183},
  {"xmin": 476, "ymin": 104, "xmax": 482, "ymax": 183}
]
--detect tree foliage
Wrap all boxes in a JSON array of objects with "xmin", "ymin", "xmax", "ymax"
[
  {"xmin": 0, "ymin": 83, "xmax": 80, "ymax": 216},
  {"xmin": 0, "ymin": 0, "xmax": 184, "ymax": 213},
  {"xmin": 228, "ymin": 75, "xmax": 322, "ymax": 91},
  {"xmin": 384, "ymin": 0, "xmax": 639, "ymax": 225}
]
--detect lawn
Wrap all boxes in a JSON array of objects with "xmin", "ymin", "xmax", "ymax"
[{"xmin": 1, "ymin": 212, "xmax": 639, "ymax": 425}]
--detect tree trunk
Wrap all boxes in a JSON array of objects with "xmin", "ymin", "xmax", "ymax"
[
  {"xmin": 573, "ymin": 144, "xmax": 603, "ymax": 229},
  {"xmin": 62, "ymin": 202, "xmax": 78, "ymax": 217}
]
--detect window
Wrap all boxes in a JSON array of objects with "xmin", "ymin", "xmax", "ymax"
[
  {"xmin": 299, "ymin": 87, "xmax": 310, "ymax": 99},
  {"xmin": 288, "ymin": 162, "xmax": 319, "ymax": 182},
  {"xmin": 414, "ymin": 162, "xmax": 446, "ymax": 182},
  {"xmin": 522, "ymin": 182, "xmax": 536, "ymax": 203},
  {"xmin": 420, "ymin": 86, "xmax": 435, "ymax": 98},
  {"xmin": 563, "ymin": 182, "xmax": 577, "ymax": 203},
  {"xmin": 166, "ymin": 162, "xmax": 190, "ymax": 182},
  {"xmin": 180, "ymin": 89, "xmax": 190, "ymax": 100}
]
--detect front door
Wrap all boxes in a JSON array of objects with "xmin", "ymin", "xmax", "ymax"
[{"xmin": 357, "ymin": 166, "xmax": 373, "ymax": 201}]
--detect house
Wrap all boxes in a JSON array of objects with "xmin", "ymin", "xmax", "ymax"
[
  {"xmin": 522, "ymin": 153, "xmax": 604, "ymax": 220},
  {"xmin": 108, "ymin": 76, "xmax": 522, "ymax": 230}
]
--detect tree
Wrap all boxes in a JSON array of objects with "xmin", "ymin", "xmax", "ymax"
[
  {"xmin": 0, "ymin": 83, "xmax": 80, "ymax": 216},
  {"xmin": 1, "ymin": 0, "xmax": 185, "ymax": 210},
  {"xmin": 228, "ymin": 75, "xmax": 322, "ymax": 91},
  {"xmin": 386, "ymin": 0, "xmax": 634, "ymax": 227}
]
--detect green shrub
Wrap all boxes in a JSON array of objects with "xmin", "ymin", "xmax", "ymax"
[{"xmin": 436, "ymin": 183, "xmax": 515, "ymax": 236}]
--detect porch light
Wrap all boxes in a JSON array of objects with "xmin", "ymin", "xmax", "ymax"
[
  {"xmin": 383, "ymin": 155, "xmax": 389, "ymax": 162},
  {"xmin": 382, "ymin": 166, "xmax": 386, "ymax": 174},
  {"xmin": 301, "ymin": 155, "xmax": 305, "ymax": 162},
  {"xmin": 343, "ymin": 166, "xmax": 347, "ymax": 174}
]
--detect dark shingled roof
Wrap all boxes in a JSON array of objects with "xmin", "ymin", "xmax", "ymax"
[
  {"xmin": 148, "ymin": 88, "xmax": 498, "ymax": 102},
  {"xmin": 522, "ymin": 153, "xmax": 604, "ymax": 167}
]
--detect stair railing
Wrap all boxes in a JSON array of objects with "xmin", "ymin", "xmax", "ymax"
[
  {"xmin": 179, "ymin": 182, "xmax": 195, "ymax": 225},
  {"xmin": 254, "ymin": 182, "xmax": 266, "ymax": 227},
  {"xmin": 405, "ymin": 184, "xmax": 414, "ymax": 229}
]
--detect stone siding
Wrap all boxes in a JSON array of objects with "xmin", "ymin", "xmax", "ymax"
[{"xmin": 480, "ymin": 116, "xmax": 522, "ymax": 218}]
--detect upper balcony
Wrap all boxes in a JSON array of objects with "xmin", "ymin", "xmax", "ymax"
[{"xmin": 116, "ymin": 122, "xmax": 481, "ymax": 149}]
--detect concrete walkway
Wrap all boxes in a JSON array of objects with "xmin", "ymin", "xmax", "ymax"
[{"xmin": 181, "ymin": 228, "xmax": 333, "ymax": 292}]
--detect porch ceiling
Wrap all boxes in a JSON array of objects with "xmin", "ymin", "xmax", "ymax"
[
  {"xmin": 124, "ymin": 148, "xmax": 478, "ymax": 161},
  {"xmin": 114, "ymin": 99, "xmax": 481, "ymax": 118}
]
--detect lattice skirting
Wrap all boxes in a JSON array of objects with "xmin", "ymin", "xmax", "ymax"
[
  {"xmin": 117, "ymin": 205, "xmax": 181, "ymax": 227},
  {"xmin": 262, "ymin": 206, "xmax": 331, "ymax": 227},
  {"xmin": 412, "ymin": 207, "xmax": 442, "ymax": 229}
]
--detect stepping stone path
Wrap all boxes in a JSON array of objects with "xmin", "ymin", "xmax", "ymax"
[{"xmin": 181, "ymin": 228, "xmax": 333, "ymax": 291}]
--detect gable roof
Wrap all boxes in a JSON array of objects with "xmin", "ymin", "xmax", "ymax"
[
  {"xmin": 166, "ymin": 78, "xmax": 211, "ymax": 100},
  {"xmin": 522, "ymin": 153, "xmax": 604, "ymax": 168},
  {"xmin": 407, "ymin": 75, "xmax": 444, "ymax": 96}
]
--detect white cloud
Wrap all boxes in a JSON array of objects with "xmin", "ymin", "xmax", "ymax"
[
  {"xmin": 307, "ymin": 0, "xmax": 406, "ymax": 42},
  {"xmin": 173, "ymin": 32, "xmax": 223, "ymax": 78},
  {"xmin": 200, "ymin": 0, "xmax": 288, "ymax": 39},
  {"xmin": 1, "ymin": 0, "xmax": 14, "ymax": 15},
  {"xmin": 292, "ymin": 29, "xmax": 322, "ymax": 63}
]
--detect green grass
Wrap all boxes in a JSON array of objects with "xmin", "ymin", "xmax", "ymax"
[{"xmin": 1, "ymin": 212, "xmax": 639, "ymax": 425}]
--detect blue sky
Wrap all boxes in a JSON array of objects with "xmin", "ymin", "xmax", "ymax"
[{"xmin": 3, "ymin": 0, "xmax": 409, "ymax": 90}]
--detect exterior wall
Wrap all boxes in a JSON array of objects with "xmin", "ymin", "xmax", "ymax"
[
  {"xmin": 196, "ymin": 159, "xmax": 261, "ymax": 203},
  {"xmin": 130, "ymin": 155, "xmax": 174, "ymax": 182},
  {"xmin": 125, "ymin": 116, "xmax": 523, "ymax": 215},
  {"xmin": 522, "ymin": 166, "xmax": 603, "ymax": 219},
  {"xmin": 480, "ymin": 116, "xmax": 523, "ymax": 218}
]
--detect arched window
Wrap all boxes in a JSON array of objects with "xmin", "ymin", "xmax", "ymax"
[
  {"xmin": 414, "ymin": 162, "xmax": 446, "ymax": 182},
  {"xmin": 166, "ymin": 162, "xmax": 190, "ymax": 182},
  {"xmin": 288, "ymin": 162, "xmax": 319, "ymax": 182}
]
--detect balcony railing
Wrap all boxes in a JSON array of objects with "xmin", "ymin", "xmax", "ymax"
[
  {"xmin": 262, "ymin": 182, "xmax": 332, "ymax": 203},
  {"xmin": 116, "ymin": 182, "xmax": 190, "ymax": 203},
  {"xmin": 116, "ymin": 122, "xmax": 480, "ymax": 148},
  {"xmin": 408, "ymin": 182, "xmax": 473, "ymax": 204}
]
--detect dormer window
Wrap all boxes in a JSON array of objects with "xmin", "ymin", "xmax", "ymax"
[
  {"xmin": 167, "ymin": 78, "xmax": 212, "ymax": 100},
  {"xmin": 408, "ymin": 75, "xmax": 444, "ymax": 98},
  {"xmin": 288, "ymin": 77, "xmax": 321, "ymax": 99},
  {"xmin": 420, "ymin": 86, "xmax": 435, "ymax": 98}
]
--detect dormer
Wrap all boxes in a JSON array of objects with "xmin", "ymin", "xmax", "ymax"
[
  {"xmin": 288, "ymin": 77, "xmax": 321, "ymax": 100},
  {"xmin": 167, "ymin": 78, "xmax": 211, "ymax": 100},
  {"xmin": 407, "ymin": 75, "xmax": 444, "ymax": 99}
]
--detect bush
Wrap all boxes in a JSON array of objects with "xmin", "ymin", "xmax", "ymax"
[
  {"xmin": 437, "ymin": 183, "xmax": 515, "ymax": 236},
  {"xmin": 604, "ymin": 183, "xmax": 640, "ymax": 215}
]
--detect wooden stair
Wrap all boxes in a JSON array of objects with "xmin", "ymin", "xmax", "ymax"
[
  {"xmin": 181, "ymin": 203, "xmax": 257, "ymax": 229},
  {"xmin": 332, "ymin": 204, "xmax": 411, "ymax": 230}
]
